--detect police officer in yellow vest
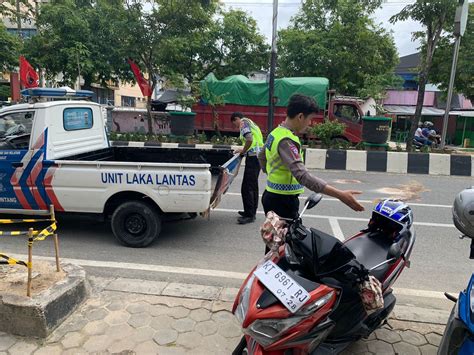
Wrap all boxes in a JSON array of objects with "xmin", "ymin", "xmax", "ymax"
[
  {"xmin": 258, "ymin": 94, "xmax": 364, "ymax": 224},
  {"xmin": 231, "ymin": 112, "xmax": 264, "ymax": 224}
]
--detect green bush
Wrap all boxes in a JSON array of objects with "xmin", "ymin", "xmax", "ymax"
[
  {"xmin": 197, "ymin": 132, "xmax": 207, "ymax": 144},
  {"xmin": 331, "ymin": 139, "xmax": 351, "ymax": 150},
  {"xmin": 311, "ymin": 120, "xmax": 346, "ymax": 148},
  {"xmin": 420, "ymin": 145, "xmax": 431, "ymax": 153}
]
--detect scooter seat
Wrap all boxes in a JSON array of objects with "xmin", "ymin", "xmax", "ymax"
[{"xmin": 344, "ymin": 232, "xmax": 392, "ymax": 282}]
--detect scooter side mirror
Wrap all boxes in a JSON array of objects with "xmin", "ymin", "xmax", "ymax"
[
  {"xmin": 388, "ymin": 243, "xmax": 402, "ymax": 261},
  {"xmin": 305, "ymin": 193, "xmax": 323, "ymax": 210}
]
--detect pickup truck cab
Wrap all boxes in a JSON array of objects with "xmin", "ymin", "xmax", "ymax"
[{"xmin": 0, "ymin": 88, "xmax": 239, "ymax": 247}]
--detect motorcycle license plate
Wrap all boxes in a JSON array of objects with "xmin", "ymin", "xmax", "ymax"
[{"xmin": 254, "ymin": 260, "xmax": 310, "ymax": 313}]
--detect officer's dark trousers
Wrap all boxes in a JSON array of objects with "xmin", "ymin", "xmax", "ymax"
[
  {"xmin": 262, "ymin": 190, "xmax": 300, "ymax": 220},
  {"xmin": 262, "ymin": 190, "xmax": 300, "ymax": 253},
  {"xmin": 241, "ymin": 155, "xmax": 260, "ymax": 217}
]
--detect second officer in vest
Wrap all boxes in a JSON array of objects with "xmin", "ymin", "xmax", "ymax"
[
  {"xmin": 258, "ymin": 94, "xmax": 365, "ymax": 222},
  {"xmin": 231, "ymin": 112, "xmax": 264, "ymax": 224}
]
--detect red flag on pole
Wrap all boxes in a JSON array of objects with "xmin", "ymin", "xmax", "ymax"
[
  {"xmin": 19, "ymin": 56, "xmax": 39, "ymax": 89},
  {"xmin": 127, "ymin": 59, "xmax": 152, "ymax": 97}
]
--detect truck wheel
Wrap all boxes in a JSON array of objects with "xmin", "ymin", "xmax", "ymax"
[{"xmin": 111, "ymin": 201, "xmax": 161, "ymax": 247}]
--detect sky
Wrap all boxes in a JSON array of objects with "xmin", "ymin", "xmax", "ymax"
[{"xmin": 221, "ymin": 0, "xmax": 425, "ymax": 58}]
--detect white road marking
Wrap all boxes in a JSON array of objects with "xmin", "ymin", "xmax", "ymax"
[
  {"xmin": 328, "ymin": 218, "xmax": 345, "ymax": 241},
  {"xmin": 213, "ymin": 208, "xmax": 455, "ymax": 228},
  {"xmin": 224, "ymin": 192, "xmax": 451, "ymax": 208},
  {"xmin": 16, "ymin": 254, "xmax": 451, "ymax": 299}
]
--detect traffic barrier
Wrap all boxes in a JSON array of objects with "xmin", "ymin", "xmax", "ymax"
[
  {"xmin": 0, "ymin": 205, "xmax": 60, "ymax": 297},
  {"xmin": 0, "ymin": 253, "xmax": 28, "ymax": 267}
]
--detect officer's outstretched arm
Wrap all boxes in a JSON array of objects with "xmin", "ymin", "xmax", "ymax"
[{"xmin": 322, "ymin": 185, "xmax": 365, "ymax": 212}]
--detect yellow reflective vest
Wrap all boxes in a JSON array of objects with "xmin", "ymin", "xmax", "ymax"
[
  {"xmin": 264, "ymin": 126, "xmax": 304, "ymax": 195},
  {"xmin": 240, "ymin": 118, "xmax": 264, "ymax": 155}
]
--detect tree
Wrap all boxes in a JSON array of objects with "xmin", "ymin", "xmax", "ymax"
[
  {"xmin": 24, "ymin": 0, "xmax": 132, "ymax": 88},
  {"xmin": 390, "ymin": 0, "xmax": 457, "ymax": 150},
  {"xmin": 0, "ymin": 0, "xmax": 34, "ymax": 27},
  {"xmin": 278, "ymin": 0, "xmax": 397, "ymax": 97},
  {"xmin": 121, "ymin": 1, "xmax": 268, "ymax": 134},
  {"xmin": 202, "ymin": 9, "xmax": 269, "ymax": 79},
  {"xmin": 430, "ymin": 3, "xmax": 474, "ymax": 102},
  {"xmin": 120, "ymin": 0, "xmax": 219, "ymax": 134},
  {"xmin": 0, "ymin": 23, "xmax": 20, "ymax": 72}
]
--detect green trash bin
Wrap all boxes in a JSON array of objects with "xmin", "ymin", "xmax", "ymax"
[
  {"xmin": 169, "ymin": 111, "xmax": 196, "ymax": 136},
  {"xmin": 362, "ymin": 116, "xmax": 392, "ymax": 144}
]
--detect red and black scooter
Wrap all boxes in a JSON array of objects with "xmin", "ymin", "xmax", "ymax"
[{"xmin": 232, "ymin": 194, "xmax": 416, "ymax": 354}]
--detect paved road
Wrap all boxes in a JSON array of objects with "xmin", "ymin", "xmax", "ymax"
[{"xmin": 1, "ymin": 169, "xmax": 472, "ymax": 311}]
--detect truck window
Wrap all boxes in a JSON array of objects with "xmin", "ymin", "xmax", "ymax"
[
  {"xmin": 0, "ymin": 111, "xmax": 34, "ymax": 139},
  {"xmin": 334, "ymin": 104, "xmax": 361, "ymax": 124},
  {"xmin": 63, "ymin": 107, "xmax": 94, "ymax": 131},
  {"xmin": 0, "ymin": 111, "xmax": 34, "ymax": 150}
]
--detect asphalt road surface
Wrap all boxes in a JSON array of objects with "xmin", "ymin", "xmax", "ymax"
[{"xmin": 1, "ymin": 169, "xmax": 473, "ymax": 311}]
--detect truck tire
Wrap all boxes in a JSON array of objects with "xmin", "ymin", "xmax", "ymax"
[{"xmin": 111, "ymin": 201, "xmax": 161, "ymax": 247}]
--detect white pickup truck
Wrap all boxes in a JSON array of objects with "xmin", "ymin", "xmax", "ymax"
[{"xmin": 0, "ymin": 88, "xmax": 240, "ymax": 247}]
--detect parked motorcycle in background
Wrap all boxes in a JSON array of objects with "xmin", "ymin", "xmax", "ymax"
[
  {"xmin": 438, "ymin": 187, "xmax": 474, "ymax": 355},
  {"xmin": 232, "ymin": 195, "xmax": 416, "ymax": 354}
]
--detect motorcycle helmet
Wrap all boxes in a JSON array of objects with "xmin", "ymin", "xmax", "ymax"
[
  {"xmin": 423, "ymin": 121, "xmax": 434, "ymax": 128},
  {"xmin": 453, "ymin": 187, "xmax": 474, "ymax": 239},
  {"xmin": 369, "ymin": 199, "xmax": 413, "ymax": 240}
]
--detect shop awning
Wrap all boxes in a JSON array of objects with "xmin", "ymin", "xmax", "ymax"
[
  {"xmin": 383, "ymin": 105, "xmax": 446, "ymax": 116},
  {"xmin": 450, "ymin": 110, "xmax": 474, "ymax": 117}
]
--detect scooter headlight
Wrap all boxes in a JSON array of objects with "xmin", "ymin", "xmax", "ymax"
[
  {"xmin": 245, "ymin": 292, "xmax": 334, "ymax": 348},
  {"xmin": 235, "ymin": 275, "xmax": 254, "ymax": 325},
  {"xmin": 246, "ymin": 315, "xmax": 306, "ymax": 348}
]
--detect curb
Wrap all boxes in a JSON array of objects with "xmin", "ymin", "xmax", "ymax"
[
  {"xmin": 98, "ymin": 277, "xmax": 239, "ymax": 304},
  {"xmin": 111, "ymin": 141, "xmax": 473, "ymax": 177},
  {"xmin": 96, "ymin": 276, "xmax": 448, "ymax": 326},
  {"xmin": 305, "ymin": 149, "xmax": 473, "ymax": 177}
]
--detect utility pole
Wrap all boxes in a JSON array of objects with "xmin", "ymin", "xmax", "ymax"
[
  {"xmin": 267, "ymin": 0, "xmax": 278, "ymax": 133},
  {"xmin": 440, "ymin": 0, "xmax": 469, "ymax": 149}
]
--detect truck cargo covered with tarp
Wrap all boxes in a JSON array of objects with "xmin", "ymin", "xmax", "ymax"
[{"xmin": 200, "ymin": 73, "xmax": 329, "ymax": 108}]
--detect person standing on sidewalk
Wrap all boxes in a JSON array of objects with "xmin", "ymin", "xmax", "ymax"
[
  {"xmin": 231, "ymin": 112, "xmax": 264, "ymax": 224},
  {"xmin": 258, "ymin": 94, "xmax": 365, "ymax": 225}
]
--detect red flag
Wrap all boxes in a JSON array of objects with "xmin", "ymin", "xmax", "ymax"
[
  {"xmin": 19, "ymin": 56, "xmax": 39, "ymax": 89},
  {"xmin": 127, "ymin": 59, "xmax": 152, "ymax": 97}
]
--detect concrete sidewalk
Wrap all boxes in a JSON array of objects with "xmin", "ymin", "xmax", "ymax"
[{"xmin": 0, "ymin": 276, "xmax": 446, "ymax": 354}]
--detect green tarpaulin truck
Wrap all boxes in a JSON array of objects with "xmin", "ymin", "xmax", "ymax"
[{"xmin": 193, "ymin": 74, "xmax": 377, "ymax": 143}]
